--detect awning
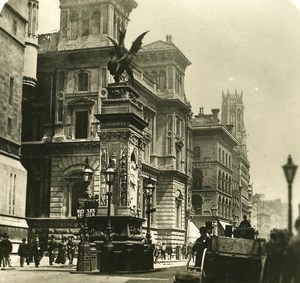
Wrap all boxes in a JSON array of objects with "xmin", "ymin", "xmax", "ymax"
[
  {"xmin": 186, "ymin": 220, "xmax": 200, "ymax": 244},
  {"xmin": 218, "ymin": 220, "xmax": 230, "ymax": 231}
]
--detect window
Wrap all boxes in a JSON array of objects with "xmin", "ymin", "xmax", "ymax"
[
  {"xmin": 78, "ymin": 73, "xmax": 89, "ymax": 91},
  {"xmin": 192, "ymin": 168, "xmax": 203, "ymax": 190},
  {"xmin": 192, "ymin": 194, "xmax": 203, "ymax": 215},
  {"xmin": 61, "ymin": 10, "xmax": 68, "ymax": 37},
  {"xmin": 193, "ymin": 146, "xmax": 200, "ymax": 159},
  {"xmin": 7, "ymin": 118, "xmax": 12, "ymax": 135},
  {"xmin": 159, "ymin": 71, "xmax": 166, "ymax": 92},
  {"xmin": 91, "ymin": 10, "xmax": 100, "ymax": 35},
  {"xmin": 70, "ymin": 12, "xmax": 79, "ymax": 40},
  {"xmin": 176, "ymin": 117, "xmax": 181, "ymax": 136},
  {"xmin": 75, "ymin": 111, "xmax": 88, "ymax": 138},
  {"xmin": 219, "ymin": 148, "xmax": 221, "ymax": 161},
  {"xmin": 13, "ymin": 20, "xmax": 17, "ymax": 35},
  {"xmin": 9, "ymin": 77, "xmax": 14, "ymax": 104}
]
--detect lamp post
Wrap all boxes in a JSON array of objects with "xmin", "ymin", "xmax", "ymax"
[
  {"xmin": 77, "ymin": 158, "xmax": 94, "ymax": 272},
  {"xmin": 144, "ymin": 176, "xmax": 155, "ymax": 244},
  {"xmin": 103, "ymin": 166, "xmax": 116, "ymax": 242},
  {"xmin": 101, "ymin": 165, "xmax": 116, "ymax": 273},
  {"xmin": 211, "ymin": 207, "xmax": 218, "ymax": 235},
  {"xmin": 283, "ymin": 155, "xmax": 298, "ymax": 236}
]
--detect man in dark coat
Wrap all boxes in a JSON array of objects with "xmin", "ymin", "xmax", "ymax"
[
  {"xmin": 18, "ymin": 238, "xmax": 28, "ymax": 267},
  {"xmin": 239, "ymin": 215, "xmax": 251, "ymax": 228},
  {"xmin": 0, "ymin": 234, "xmax": 3, "ymax": 267},
  {"xmin": 192, "ymin": 226, "xmax": 210, "ymax": 268},
  {"xmin": 48, "ymin": 235, "xmax": 57, "ymax": 265},
  {"xmin": 1, "ymin": 233, "xmax": 12, "ymax": 267},
  {"xmin": 66, "ymin": 236, "xmax": 76, "ymax": 265},
  {"xmin": 32, "ymin": 236, "xmax": 44, "ymax": 267}
]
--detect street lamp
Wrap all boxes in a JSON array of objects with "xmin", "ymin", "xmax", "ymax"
[
  {"xmin": 283, "ymin": 155, "xmax": 298, "ymax": 236},
  {"xmin": 103, "ymin": 166, "xmax": 116, "ymax": 242},
  {"xmin": 144, "ymin": 176, "xmax": 155, "ymax": 244},
  {"xmin": 211, "ymin": 207, "xmax": 218, "ymax": 235},
  {"xmin": 101, "ymin": 165, "xmax": 116, "ymax": 273},
  {"xmin": 77, "ymin": 158, "xmax": 94, "ymax": 272}
]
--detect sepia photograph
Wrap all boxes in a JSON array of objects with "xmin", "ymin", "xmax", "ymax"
[{"xmin": 0, "ymin": 0, "xmax": 300, "ymax": 282}]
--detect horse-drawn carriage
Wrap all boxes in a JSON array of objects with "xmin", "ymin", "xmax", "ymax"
[{"xmin": 174, "ymin": 228, "xmax": 266, "ymax": 283}]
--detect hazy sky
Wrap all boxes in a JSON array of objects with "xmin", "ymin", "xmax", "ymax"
[{"xmin": 1, "ymin": 0, "xmax": 300, "ymax": 219}]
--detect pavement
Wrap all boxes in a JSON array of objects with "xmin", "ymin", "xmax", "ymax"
[{"xmin": 0, "ymin": 255, "xmax": 189, "ymax": 283}]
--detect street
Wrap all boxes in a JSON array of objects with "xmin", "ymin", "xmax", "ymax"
[{"xmin": 0, "ymin": 256, "xmax": 189, "ymax": 283}]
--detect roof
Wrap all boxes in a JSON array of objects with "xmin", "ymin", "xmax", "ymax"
[{"xmin": 141, "ymin": 40, "xmax": 191, "ymax": 67}]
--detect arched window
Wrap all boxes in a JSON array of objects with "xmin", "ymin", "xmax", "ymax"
[
  {"xmin": 225, "ymin": 175, "xmax": 228, "ymax": 192},
  {"xmin": 192, "ymin": 168, "xmax": 203, "ymax": 190},
  {"xmin": 222, "ymin": 151, "xmax": 224, "ymax": 163},
  {"xmin": 229, "ymin": 156, "xmax": 231, "ymax": 168},
  {"xmin": 225, "ymin": 153, "xmax": 228, "ymax": 167},
  {"xmin": 193, "ymin": 146, "xmax": 200, "ymax": 159},
  {"xmin": 91, "ymin": 10, "xmax": 100, "ymax": 35},
  {"xmin": 192, "ymin": 194, "xmax": 203, "ymax": 215},
  {"xmin": 229, "ymin": 176, "xmax": 232, "ymax": 193},
  {"xmin": 218, "ymin": 170, "xmax": 221, "ymax": 189},
  {"xmin": 219, "ymin": 148, "xmax": 221, "ymax": 161},
  {"xmin": 71, "ymin": 182, "xmax": 86, "ymax": 216}
]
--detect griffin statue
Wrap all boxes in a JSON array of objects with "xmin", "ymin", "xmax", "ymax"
[{"xmin": 107, "ymin": 29, "xmax": 149, "ymax": 86}]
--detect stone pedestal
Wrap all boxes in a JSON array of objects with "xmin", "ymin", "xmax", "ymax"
[{"xmin": 76, "ymin": 242, "xmax": 91, "ymax": 272}]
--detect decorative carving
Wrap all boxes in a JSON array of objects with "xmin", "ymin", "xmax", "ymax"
[
  {"xmin": 128, "ymin": 148, "xmax": 138, "ymax": 210},
  {"xmin": 120, "ymin": 147, "xmax": 128, "ymax": 206},
  {"xmin": 175, "ymin": 139, "xmax": 184, "ymax": 152}
]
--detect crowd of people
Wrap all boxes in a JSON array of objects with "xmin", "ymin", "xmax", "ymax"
[{"xmin": 0, "ymin": 233, "xmax": 78, "ymax": 268}]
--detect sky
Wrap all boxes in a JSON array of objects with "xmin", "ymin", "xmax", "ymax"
[{"xmin": 1, "ymin": 0, "xmax": 300, "ymax": 220}]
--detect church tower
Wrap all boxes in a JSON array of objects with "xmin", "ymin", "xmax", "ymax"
[{"xmin": 221, "ymin": 90, "xmax": 247, "ymax": 157}]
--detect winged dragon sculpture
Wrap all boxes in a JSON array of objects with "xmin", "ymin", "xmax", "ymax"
[{"xmin": 107, "ymin": 29, "xmax": 149, "ymax": 86}]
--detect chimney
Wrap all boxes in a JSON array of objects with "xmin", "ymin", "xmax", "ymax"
[
  {"xmin": 211, "ymin": 109, "xmax": 220, "ymax": 122},
  {"xmin": 166, "ymin": 34, "xmax": 172, "ymax": 43}
]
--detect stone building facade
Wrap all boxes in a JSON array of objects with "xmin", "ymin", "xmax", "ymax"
[
  {"xmin": 191, "ymin": 108, "xmax": 239, "ymax": 235},
  {"xmin": 221, "ymin": 91, "xmax": 252, "ymax": 221},
  {"xmin": 0, "ymin": 0, "xmax": 38, "ymax": 245},
  {"xmin": 21, "ymin": 0, "xmax": 192, "ymax": 246}
]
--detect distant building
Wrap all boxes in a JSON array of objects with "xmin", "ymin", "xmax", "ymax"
[
  {"xmin": 252, "ymin": 193, "xmax": 288, "ymax": 238},
  {"xmin": 0, "ymin": 0, "xmax": 38, "ymax": 244}
]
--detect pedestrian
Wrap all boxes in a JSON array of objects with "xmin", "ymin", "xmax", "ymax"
[
  {"xmin": 181, "ymin": 243, "xmax": 187, "ymax": 259},
  {"xmin": 32, "ymin": 235, "xmax": 44, "ymax": 267},
  {"xmin": 55, "ymin": 237, "xmax": 67, "ymax": 265},
  {"xmin": 18, "ymin": 238, "xmax": 28, "ymax": 267},
  {"xmin": 262, "ymin": 232, "xmax": 284, "ymax": 283},
  {"xmin": 282, "ymin": 218, "xmax": 300, "ymax": 283},
  {"xmin": 48, "ymin": 235, "xmax": 57, "ymax": 265},
  {"xmin": 166, "ymin": 243, "xmax": 172, "ymax": 260},
  {"xmin": 192, "ymin": 226, "xmax": 211, "ymax": 268},
  {"xmin": 161, "ymin": 242, "xmax": 166, "ymax": 260},
  {"xmin": 0, "ymin": 234, "xmax": 3, "ymax": 267},
  {"xmin": 153, "ymin": 242, "xmax": 161, "ymax": 264},
  {"xmin": 187, "ymin": 242, "xmax": 194, "ymax": 262},
  {"xmin": 1, "ymin": 233, "xmax": 12, "ymax": 267},
  {"xmin": 66, "ymin": 236, "xmax": 76, "ymax": 265},
  {"xmin": 26, "ymin": 237, "xmax": 34, "ymax": 265}
]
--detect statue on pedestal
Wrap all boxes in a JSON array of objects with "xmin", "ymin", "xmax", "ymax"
[{"xmin": 107, "ymin": 29, "xmax": 149, "ymax": 86}]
